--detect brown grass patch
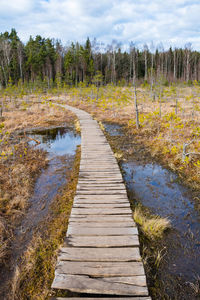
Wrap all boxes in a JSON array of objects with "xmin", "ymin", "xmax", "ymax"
[
  {"xmin": 0, "ymin": 100, "xmax": 76, "ymax": 264},
  {"xmin": 58, "ymin": 86, "xmax": 200, "ymax": 192},
  {"xmin": 134, "ymin": 206, "xmax": 171, "ymax": 240},
  {"xmin": 14, "ymin": 147, "xmax": 80, "ymax": 299}
]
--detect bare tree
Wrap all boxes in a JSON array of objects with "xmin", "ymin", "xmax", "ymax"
[
  {"xmin": 150, "ymin": 41, "xmax": 155, "ymax": 99},
  {"xmin": 110, "ymin": 40, "xmax": 121, "ymax": 85},
  {"xmin": 143, "ymin": 44, "xmax": 148, "ymax": 81},
  {"xmin": 173, "ymin": 48, "xmax": 176, "ymax": 80},
  {"xmin": 130, "ymin": 44, "xmax": 139, "ymax": 129},
  {"xmin": 185, "ymin": 43, "xmax": 192, "ymax": 82},
  {"xmin": 17, "ymin": 41, "xmax": 24, "ymax": 79}
]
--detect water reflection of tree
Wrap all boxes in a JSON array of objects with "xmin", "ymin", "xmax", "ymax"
[{"xmin": 33, "ymin": 127, "xmax": 68, "ymax": 145}]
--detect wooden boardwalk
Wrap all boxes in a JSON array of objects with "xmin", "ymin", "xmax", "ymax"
[{"xmin": 51, "ymin": 105, "xmax": 151, "ymax": 299}]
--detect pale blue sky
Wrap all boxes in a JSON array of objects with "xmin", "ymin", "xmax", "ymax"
[{"xmin": 0, "ymin": 0, "xmax": 200, "ymax": 50}]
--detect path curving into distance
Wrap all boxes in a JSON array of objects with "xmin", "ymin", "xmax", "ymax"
[{"xmin": 51, "ymin": 105, "xmax": 151, "ymax": 299}]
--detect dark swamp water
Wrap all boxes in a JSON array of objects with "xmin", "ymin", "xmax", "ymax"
[
  {"xmin": 0, "ymin": 126, "xmax": 80, "ymax": 298},
  {"xmin": 103, "ymin": 122, "xmax": 200, "ymax": 300},
  {"xmin": 15, "ymin": 127, "xmax": 81, "ymax": 253}
]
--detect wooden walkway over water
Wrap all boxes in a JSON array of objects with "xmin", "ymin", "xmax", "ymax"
[{"xmin": 51, "ymin": 105, "xmax": 151, "ymax": 299}]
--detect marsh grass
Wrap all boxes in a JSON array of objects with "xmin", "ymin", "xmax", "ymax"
[
  {"xmin": 114, "ymin": 151, "xmax": 123, "ymax": 160},
  {"xmin": 61, "ymin": 85, "xmax": 200, "ymax": 192},
  {"xmin": 74, "ymin": 119, "xmax": 81, "ymax": 133},
  {"xmin": 0, "ymin": 143, "xmax": 47, "ymax": 263},
  {"xmin": 134, "ymin": 205, "xmax": 171, "ymax": 240},
  {"xmin": 0, "ymin": 101, "xmax": 75, "ymax": 264},
  {"xmin": 98, "ymin": 121, "xmax": 105, "ymax": 131},
  {"xmin": 14, "ymin": 147, "xmax": 80, "ymax": 300}
]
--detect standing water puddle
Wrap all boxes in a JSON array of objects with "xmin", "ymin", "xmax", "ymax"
[
  {"xmin": 104, "ymin": 122, "xmax": 200, "ymax": 298},
  {"xmin": 15, "ymin": 127, "xmax": 81, "ymax": 254},
  {"xmin": 0, "ymin": 126, "xmax": 80, "ymax": 296},
  {"xmin": 123, "ymin": 163, "xmax": 200, "ymax": 277},
  {"xmin": 14, "ymin": 127, "xmax": 81, "ymax": 249},
  {"xmin": 103, "ymin": 123, "xmax": 123, "ymax": 136}
]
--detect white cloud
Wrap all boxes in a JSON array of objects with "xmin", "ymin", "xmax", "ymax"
[
  {"xmin": 0, "ymin": 0, "xmax": 200, "ymax": 49},
  {"xmin": 0, "ymin": 0, "xmax": 33, "ymax": 14}
]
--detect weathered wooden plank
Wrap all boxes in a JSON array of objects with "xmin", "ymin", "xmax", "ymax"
[
  {"xmin": 73, "ymin": 199, "xmax": 130, "ymax": 205},
  {"xmin": 81, "ymin": 163, "xmax": 117, "ymax": 166},
  {"xmin": 65, "ymin": 235, "xmax": 139, "ymax": 247},
  {"xmin": 77, "ymin": 181, "xmax": 124, "ymax": 185},
  {"xmin": 76, "ymin": 191, "xmax": 127, "ymax": 196},
  {"xmin": 80, "ymin": 158, "xmax": 117, "ymax": 161},
  {"xmin": 51, "ymin": 297, "xmax": 151, "ymax": 300},
  {"xmin": 76, "ymin": 189, "xmax": 127, "ymax": 193},
  {"xmin": 79, "ymin": 170, "xmax": 121, "ymax": 173},
  {"xmin": 80, "ymin": 169, "xmax": 119, "ymax": 172},
  {"xmin": 78, "ymin": 177, "xmax": 123, "ymax": 180},
  {"xmin": 67, "ymin": 226, "xmax": 138, "ymax": 236},
  {"xmin": 79, "ymin": 170, "xmax": 121, "ymax": 174},
  {"xmin": 80, "ymin": 163, "xmax": 118, "ymax": 166},
  {"xmin": 71, "ymin": 208, "xmax": 131, "ymax": 215},
  {"xmin": 58, "ymin": 247, "xmax": 141, "ymax": 262},
  {"xmin": 79, "ymin": 177, "xmax": 123, "ymax": 181},
  {"xmin": 79, "ymin": 176, "xmax": 123, "ymax": 180},
  {"xmin": 78, "ymin": 176, "xmax": 123, "ymax": 180},
  {"xmin": 74, "ymin": 194, "xmax": 128, "ymax": 199},
  {"xmin": 76, "ymin": 187, "xmax": 126, "ymax": 191},
  {"xmin": 68, "ymin": 222, "xmax": 135, "ymax": 227},
  {"xmin": 69, "ymin": 215, "xmax": 134, "ymax": 222},
  {"xmin": 81, "ymin": 158, "xmax": 116, "ymax": 161},
  {"xmin": 77, "ymin": 178, "xmax": 122, "ymax": 182},
  {"xmin": 73, "ymin": 203, "xmax": 130, "ymax": 208},
  {"xmin": 52, "ymin": 274, "xmax": 148, "ymax": 296},
  {"xmin": 73, "ymin": 200, "xmax": 130, "ymax": 205},
  {"xmin": 81, "ymin": 152, "xmax": 114, "ymax": 154},
  {"xmin": 77, "ymin": 185, "xmax": 126, "ymax": 190},
  {"xmin": 100, "ymin": 276, "xmax": 146, "ymax": 286},
  {"xmin": 74, "ymin": 197, "xmax": 128, "ymax": 202}
]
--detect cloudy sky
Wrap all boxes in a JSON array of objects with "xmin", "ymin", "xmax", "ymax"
[{"xmin": 0, "ymin": 0, "xmax": 200, "ymax": 50}]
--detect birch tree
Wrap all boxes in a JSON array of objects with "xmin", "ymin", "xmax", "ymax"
[{"xmin": 131, "ymin": 44, "xmax": 139, "ymax": 129}]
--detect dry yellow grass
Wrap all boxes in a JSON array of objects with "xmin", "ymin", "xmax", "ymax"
[
  {"xmin": 134, "ymin": 206, "xmax": 171, "ymax": 240},
  {"xmin": 60, "ymin": 85, "xmax": 200, "ymax": 191},
  {"xmin": 3, "ymin": 102, "xmax": 75, "ymax": 132},
  {"xmin": 14, "ymin": 147, "xmax": 81, "ymax": 299},
  {"xmin": 0, "ymin": 100, "xmax": 76, "ymax": 264},
  {"xmin": 74, "ymin": 119, "xmax": 81, "ymax": 133}
]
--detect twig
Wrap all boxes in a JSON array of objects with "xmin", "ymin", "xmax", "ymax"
[
  {"xmin": 182, "ymin": 139, "xmax": 199, "ymax": 161},
  {"xmin": 23, "ymin": 130, "xmax": 41, "ymax": 145}
]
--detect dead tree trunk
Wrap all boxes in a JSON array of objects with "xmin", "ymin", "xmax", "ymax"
[{"xmin": 132, "ymin": 47, "xmax": 139, "ymax": 129}]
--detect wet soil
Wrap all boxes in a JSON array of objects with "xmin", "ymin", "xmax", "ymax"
[{"xmin": 103, "ymin": 122, "xmax": 200, "ymax": 300}]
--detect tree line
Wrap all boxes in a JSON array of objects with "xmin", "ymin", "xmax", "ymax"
[{"xmin": 0, "ymin": 28, "xmax": 200, "ymax": 88}]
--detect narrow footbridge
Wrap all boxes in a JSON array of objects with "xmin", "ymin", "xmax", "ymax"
[{"xmin": 51, "ymin": 105, "xmax": 151, "ymax": 299}]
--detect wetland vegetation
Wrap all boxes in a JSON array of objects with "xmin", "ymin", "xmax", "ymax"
[{"xmin": 1, "ymin": 29, "xmax": 200, "ymax": 299}]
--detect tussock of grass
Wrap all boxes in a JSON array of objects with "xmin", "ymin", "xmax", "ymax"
[
  {"xmin": 74, "ymin": 119, "xmax": 81, "ymax": 133},
  {"xmin": 114, "ymin": 151, "xmax": 123, "ymax": 160},
  {"xmin": 134, "ymin": 206, "xmax": 171, "ymax": 240},
  {"xmin": 98, "ymin": 121, "xmax": 105, "ymax": 131}
]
